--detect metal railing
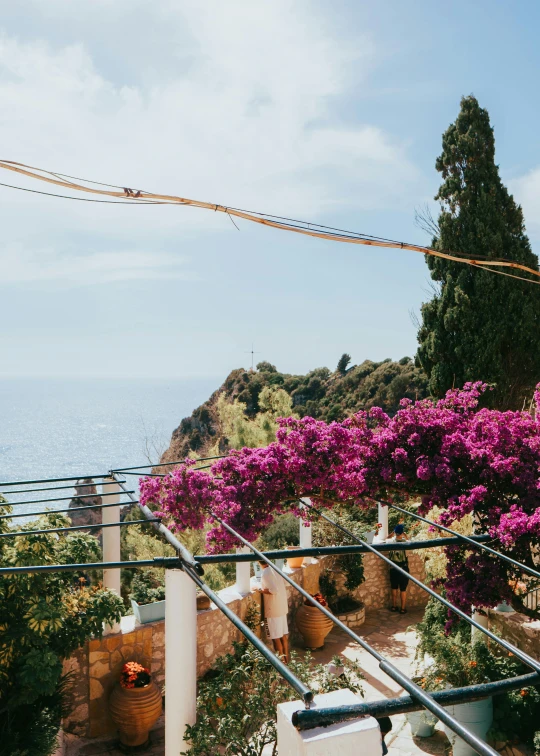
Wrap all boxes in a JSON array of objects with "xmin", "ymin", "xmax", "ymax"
[{"xmin": 2, "ymin": 464, "xmax": 539, "ymax": 756}]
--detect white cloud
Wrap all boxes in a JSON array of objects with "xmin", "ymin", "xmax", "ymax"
[
  {"xmin": 0, "ymin": 0, "xmax": 423, "ymax": 288},
  {"xmin": 510, "ymin": 168, "xmax": 540, "ymax": 242},
  {"xmin": 0, "ymin": 245, "xmax": 192, "ymax": 286},
  {"xmin": 0, "ymin": 2, "xmax": 420, "ymax": 209}
]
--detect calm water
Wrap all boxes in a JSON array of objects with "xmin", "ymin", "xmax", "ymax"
[{"xmin": 0, "ymin": 376, "xmax": 219, "ymax": 513}]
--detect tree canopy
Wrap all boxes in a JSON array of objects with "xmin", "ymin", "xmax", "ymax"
[{"xmin": 417, "ymin": 95, "xmax": 540, "ymax": 409}]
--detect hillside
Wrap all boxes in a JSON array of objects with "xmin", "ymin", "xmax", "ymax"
[{"xmin": 160, "ymin": 356, "xmax": 428, "ymax": 463}]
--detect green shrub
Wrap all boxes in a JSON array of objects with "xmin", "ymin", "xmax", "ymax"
[
  {"xmin": 0, "ymin": 508, "xmax": 123, "ymax": 756},
  {"xmin": 415, "ymin": 598, "xmax": 540, "ymax": 746},
  {"xmin": 182, "ymin": 642, "xmax": 364, "ymax": 755}
]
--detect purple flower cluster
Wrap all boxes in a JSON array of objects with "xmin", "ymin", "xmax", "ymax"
[{"xmin": 139, "ymin": 382, "xmax": 540, "ymax": 610}]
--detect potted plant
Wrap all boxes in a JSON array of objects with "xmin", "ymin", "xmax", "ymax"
[
  {"xmin": 109, "ymin": 662, "xmax": 163, "ymax": 748},
  {"xmin": 403, "ymin": 676, "xmax": 443, "ymax": 737},
  {"xmin": 295, "ymin": 593, "xmax": 334, "ymax": 649},
  {"xmin": 130, "ymin": 572, "xmax": 166, "ymax": 624}
]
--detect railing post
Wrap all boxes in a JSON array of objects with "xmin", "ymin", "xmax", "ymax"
[
  {"xmin": 277, "ymin": 689, "xmax": 381, "ymax": 755},
  {"xmin": 165, "ymin": 567, "xmax": 197, "ymax": 754},
  {"xmin": 299, "ymin": 498, "xmax": 312, "ymax": 549},
  {"xmin": 235, "ymin": 546, "xmax": 252, "ymax": 595},
  {"xmin": 101, "ymin": 477, "xmax": 121, "ymax": 634},
  {"xmin": 373, "ymin": 501, "xmax": 389, "ymax": 543}
]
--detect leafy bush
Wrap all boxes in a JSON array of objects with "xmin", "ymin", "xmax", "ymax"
[
  {"xmin": 0, "ymin": 508, "xmax": 123, "ymax": 756},
  {"xmin": 415, "ymin": 597, "xmax": 540, "ymax": 746},
  {"xmin": 182, "ymin": 642, "xmax": 364, "ymax": 755},
  {"xmin": 256, "ymin": 513, "xmax": 299, "ymax": 551},
  {"xmin": 313, "ymin": 502, "xmax": 367, "ymax": 608},
  {"xmin": 130, "ymin": 571, "xmax": 165, "ymax": 605}
]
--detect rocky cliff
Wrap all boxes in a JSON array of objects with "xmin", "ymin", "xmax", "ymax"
[{"xmin": 160, "ymin": 357, "xmax": 428, "ymax": 464}]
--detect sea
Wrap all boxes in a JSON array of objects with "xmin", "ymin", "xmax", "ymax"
[{"xmin": 0, "ymin": 376, "xmax": 220, "ymax": 515}]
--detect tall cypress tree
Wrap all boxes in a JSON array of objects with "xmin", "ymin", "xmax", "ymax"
[{"xmin": 417, "ymin": 95, "xmax": 540, "ymax": 409}]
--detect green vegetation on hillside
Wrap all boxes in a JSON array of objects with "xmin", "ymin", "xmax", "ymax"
[{"xmin": 161, "ymin": 355, "xmax": 427, "ymax": 460}]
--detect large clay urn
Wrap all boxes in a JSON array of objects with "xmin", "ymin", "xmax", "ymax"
[
  {"xmin": 296, "ymin": 604, "xmax": 333, "ymax": 649},
  {"xmin": 109, "ymin": 680, "xmax": 163, "ymax": 747},
  {"xmin": 286, "ymin": 546, "xmax": 304, "ymax": 569}
]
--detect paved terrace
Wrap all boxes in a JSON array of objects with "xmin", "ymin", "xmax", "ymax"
[{"xmin": 64, "ymin": 607, "xmax": 455, "ymax": 756}]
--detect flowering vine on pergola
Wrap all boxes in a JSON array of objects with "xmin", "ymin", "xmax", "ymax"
[{"xmin": 140, "ymin": 383, "xmax": 540, "ymax": 615}]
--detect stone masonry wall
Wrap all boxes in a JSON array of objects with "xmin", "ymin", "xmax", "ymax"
[
  {"xmin": 488, "ymin": 609, "xmax": 540, "ymax": 660},
  {"xmin": 63, "ymin": 549, "xmax": 428, "ymax": 738}
]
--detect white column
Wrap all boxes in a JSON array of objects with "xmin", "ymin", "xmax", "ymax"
[
  {"xmin": 299, "ymin": 498, "xmax": 314, "ymax": 565},
  {"xmin": 101, "ymin": 478, "xmax": 121, "ymax": 596},
  {"xmin": 165, "ymin": 568, "xmax": 197, "ymax": 755},
  {"xmin": 277, "ymin": 689, "xmax": 381, "ymax": 756},
  {"xmin": 235, "ymin": 547, "xmax": 251, "ymax": 595},
  {"xmin": 472, "ymin": 610, "xmax": 488, "ymax": 643},
  {"xmin": 373, "ymin": 501, "xmax": 389, "ymax": 543},
  {"xmin": 299, "ymin": 498, "xmax": 313, "ymax": 550}
]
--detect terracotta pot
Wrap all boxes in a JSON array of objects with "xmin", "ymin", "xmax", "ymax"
[
  {"xmin": 296, "ymin": 603, "xmax": 333, "ymax": 649},
  {"xmin": 286, "ymin": 546, "xmax": 304, "ymax": 569},
  {"xmin": 109, "ymin": 681, "xmax": 163, "ymax": 748}
]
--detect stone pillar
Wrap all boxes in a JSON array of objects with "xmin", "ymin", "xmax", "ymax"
[
  {"xmin": 373, "ymin": 501, "xmax": 389, "ymax": 543},
  {"xmin": 235, "ymin": 546, "xmax": 251, "ymax": 595},
  {"xmin": 101, "ymin": 478, "xmax": 121, "ymax": 634},
  {"xmin": 165, "ymin": 568, "xmax": 197, "ymax": 755},
  {"xmin": 277, "ymin": 689, "xmax": 381, "ymax": 756}
]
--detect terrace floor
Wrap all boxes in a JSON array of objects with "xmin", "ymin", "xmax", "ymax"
[{"xmin": 65, "ymin": 606, "xmax": 456, "ymax": 756}]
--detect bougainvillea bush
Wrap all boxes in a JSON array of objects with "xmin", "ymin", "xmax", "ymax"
[{"xmin": 140, "ymin": 382, "xmax": 540, "ymax": 615}]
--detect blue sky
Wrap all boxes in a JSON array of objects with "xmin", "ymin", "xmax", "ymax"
[{"xmin": 1, "ymin": 0, "xmax": 540, "ymax": 380}]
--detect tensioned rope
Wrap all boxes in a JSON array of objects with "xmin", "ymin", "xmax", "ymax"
[
  {"xmin": 1, "ymin": 160, "xmax": 539, "ymax": 286},
  {"xmin": 370, "ymin": 497, "xmax": 540, "ymax": 582},
  {"xmin": 210, "ymin": 513, "xmax": 499, "ymax": 756}
]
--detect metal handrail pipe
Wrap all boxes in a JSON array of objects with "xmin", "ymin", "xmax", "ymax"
[
  {"xmin": 292, "ymin": 672, "xmax": 540, "ymax": 730},
  {"xmin": 0, "ymin": 556, "xmax": 181, "ymax": 576},
  {"xmin": 111, "ymin": 454, "xmax": 226, "ymax": 472},
  {"xmin": 0, "ymin": 473, "xmax": 111, "ymax": 487},
  {"xmin": 182, "ymin": 561, "xmax": 314, "ymax": 707},
  {"xmin": 308, "ymin": 503, "xmax": 540, "ymax": 675},
  {"xmin": 0, "ymin": 519, "xmax": 160, "ymax": 539},
  {"xmin": 0, "ymin": 481, "xmax": 126, "ymax": 495},
  {"xmin": 213, "ymin": 516, "xmax": 499, "ymax": 756},
  {"xmin": 194, "ymin": 535, "xmax": 491, "ymax": 564},
  {"xmin": 374, "ymin": 498, "xmax": 540, "ymax": 582},
  {"xmin": 112, "ymin": 473, "xmax": 204, "ymax": 575},
  {"xmin": 0, "ymin": 489, "xmax": 135, "ymax": 508},
  {"xmin": 0, "ymin": 499, "xmax": 141, "ymax": 521}
]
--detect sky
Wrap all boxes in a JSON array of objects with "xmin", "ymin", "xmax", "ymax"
[{"xmin": 1, "ymin": 0, "xmax": 540, "ymax": 380}]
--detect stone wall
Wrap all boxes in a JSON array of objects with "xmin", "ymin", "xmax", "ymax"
[
  {"xmin": 488, "ymin": 609, "xmax": 540, "ymax": 660},
  {"xmin": 63, "ymin": 550, "xmax": 428, "ymax": 739},
  {"xmin": 328, "ymin": 551, "xmax": 427, "ymax": 610}
]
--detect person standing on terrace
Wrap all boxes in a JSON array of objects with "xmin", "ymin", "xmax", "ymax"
[
  {"xmin": 257, "ymin": 561, "xmax": 290, "ymax": 663},
  {"xmin": 387, "ymin": 524, "xmax": 409, "ymax": 614}
]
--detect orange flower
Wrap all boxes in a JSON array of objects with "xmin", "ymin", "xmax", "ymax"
[
  {"xmin": 520, "ymin": 689, "xmax": 528, "ymax": 697},
  {"xmin": 508, "ymin": 652, "xmax": 514, "ymax": 657},
  {"xmin": 469, "ymin": 661, "xmax": 477, "ymax": 667},
  {"xmin": 216, "ymin": 697, "xmax": 224, "ymax": 707}
]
